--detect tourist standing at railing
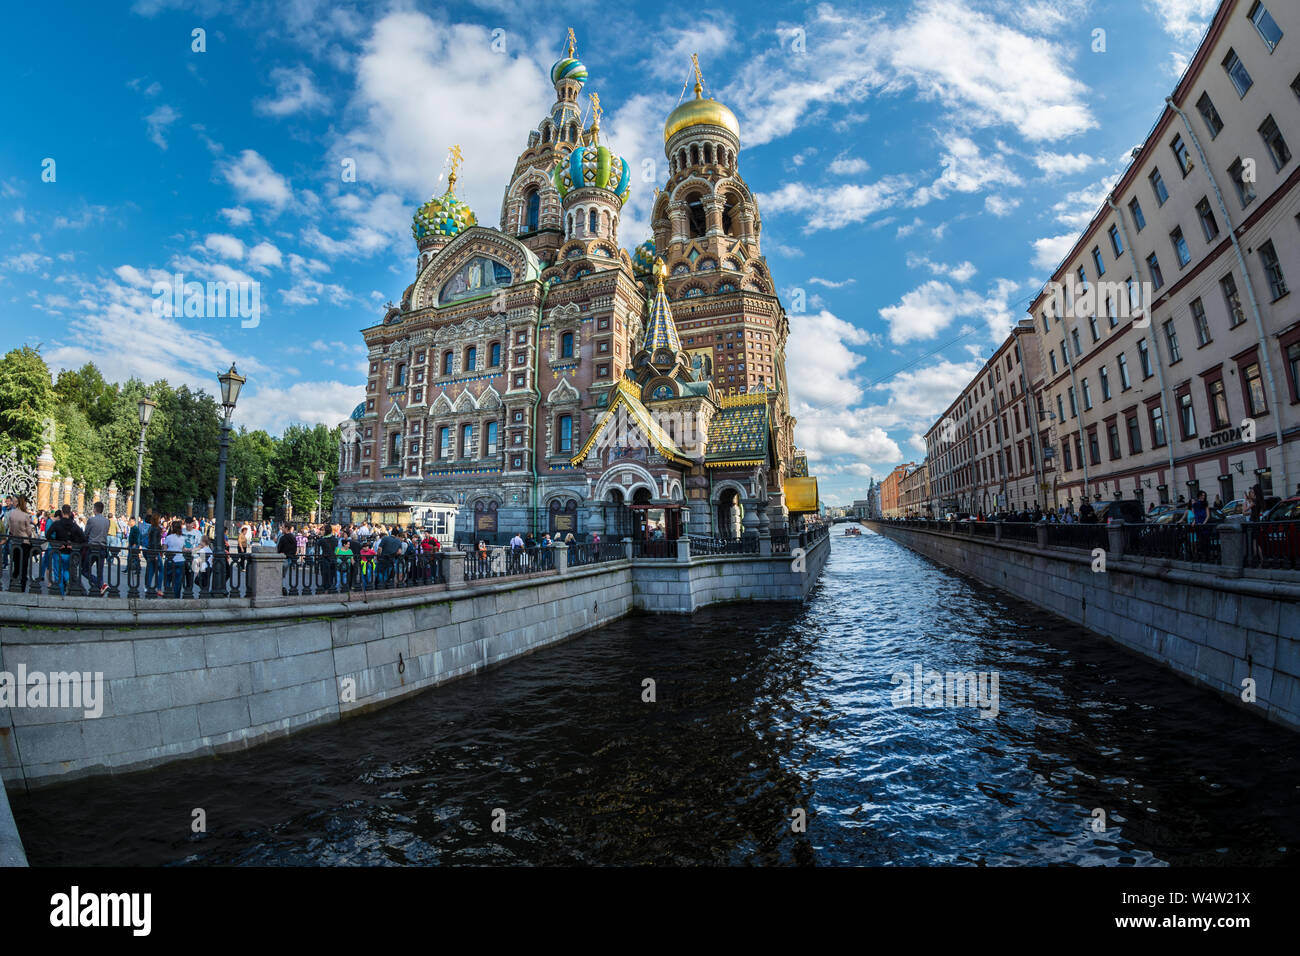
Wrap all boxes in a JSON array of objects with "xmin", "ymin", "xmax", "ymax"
[
  {"xmin": 317, "ymin": 524, "xmax": 337, "ymax": 590},
  {"xmin": 181, "ymin": 517, "xmax": 202, "ymax": 591},
  {"xmin": 193, "ymin": 535, "xmax": 213, "ymax": 590},
  {"xmin": 82, "ymin": 501, "xmax": 110, "ymax": 596},
  {"xmin": 5, "ymin": 495, "xmax": 34, "ymax": 592},
  {"xmin": 334, "ymin": 536, "xmax": 353, "ymax": 591},
  {"xmin": 45, "ymin": 504, "xmax": 86, "ymax": 596},
  {"xmin": 1079, "ymin": 500, "xmax": 1096, "ymax": 524},
  {"xmin": 277, "ymin": 524, "xmax": 297, "ymax": 594},
  {"xmin": 358, "ymin": 539, "xmax": 375, "ymax": 588},
  {"xmin": 162, "ymin": 520, "xmax": 187, "ymax": 598}
]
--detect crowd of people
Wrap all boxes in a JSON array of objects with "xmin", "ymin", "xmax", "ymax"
[{"xmin": 0, "ymin": 493, "xmax": 614, "ymax": 597}]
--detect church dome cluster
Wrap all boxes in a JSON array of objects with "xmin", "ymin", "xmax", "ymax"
[
  {"xmin": 552, "ymin": 142, "xmax": 630, "ymax": 201},
  {"xmin": 550, "ymin": 56, "xmax": 588, "ymax": 86},
  {"xmin": 412, "ymin": 181, "xmax": 476, "ymax": 242}
]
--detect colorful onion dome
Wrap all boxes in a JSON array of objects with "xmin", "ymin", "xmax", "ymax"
[
  {"xmin": 350, "ymin": 402, "xmax": 365, "ymax": 421},
  {"xmin": 412, "ymin": 179, "xmax": 477, "ymax": 242},
  {"xmin": 632, "ymin": 239, "xmax": 656, "ymax": 274},
  {"xmin": 552, "ymin": 142, "xmax": 630, "ymax": 202},
  {"xmin": 551, "ymin": 57, "xmax": 588, "ymax": 86}
]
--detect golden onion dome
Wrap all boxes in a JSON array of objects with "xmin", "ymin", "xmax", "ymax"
[{"xmin": 664, "ymin": 83, "xmax": 739, "ymax": 144}]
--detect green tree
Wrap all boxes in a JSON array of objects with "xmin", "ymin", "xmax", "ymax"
[
  {"xmin": 228, "ymin": 427, "xmax": 277, "ymax": 517},
  {"xmin": 54, "ymin": 363, "xmax": 118, "ymax": 429},
  {"xmin": 0, "ymin": 346, "xmax": 55, "ymax": 463},
  {"xmin": 53, "ymin": 402, "xmax": 110, "ymax": 490},
  {"xmin": 271, "ymin": 423, "xmax": 339, "ymax": 518}
]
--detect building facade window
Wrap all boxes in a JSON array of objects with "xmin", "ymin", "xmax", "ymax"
[
  {"xmin": 1196, "ymin": 91, "xmax": 1224, "ymax": 138},
  {"xmin": 461, "ymin": 423, "xmax": 474, "ymax": 458},
  {"xmin": 1249, "ymin": 3, "xmax": 1283, "ymax": 52},
  {"xmin": 557, "ymin": 414, "xmax": 573, "ymax": 452},
  {"xmin": 1208, "ymin": 378, "xmax": 1230, "ymax": 430},
  {"xmin": 1242, "ymin": 361, "xmax": 1267, "ymax": 415},
  {"xmin": 1108, "ymin": 224, "xmax": 1124, "ymax": 257},
  {"xmin": 1092, "ymin": 246, "xmax": 1106, "ymax": 275},
  {"xmin": 1259, "ymin": 115, "xmax": 1292, "ymax": 170},
  {"xmin": 1138, "ymin": 339, "xmax": 1153, "ymax": 378},
  {"xmin": 1126, "ymin": 414, "xmax": 1143, "ymax": 454},
  {"xmin": 1118, "ymin": 352, "xmax": 1131, "ymax": 389},
  {"xmin": 1222, "ymin": 49, "xmax": 1254, "ymax": 97},
  {"xmin": 560, "ymin": 331, "xmax": 575, "ymax": 358},
  {"xmin": 1196, "ymin": 197, "xmax": 1219, "ymax": 241},
  {"xmin": 1171, "ymin": 135, "xmax": 1193, "ymax": 176},
  {"xmin": 1149, "ymin": 168, "xmax": 1169, "ymax": 205},
  {"xmin": 1229, "ymin": 157, "xmax": 1258, "ymax": 207},
  {"xmin": 1164, "ymin": 319, "xmax": 1182, "ymax": 363},
  {"xmin": 1147, "ymin": 252, "xmax": 1164, "ymax": 290},
  {"xmin": 1099, "ymin": 365, "xmax": 1111, "ymax": 400},
  {"xmin": 1107, "ymin": 422, "xmax": 1122, "ymax": 459},
  {"xmin": 465, "ymin": 346, "xmax": 477, "ymax": 371},
  {"xmin": 1150, "ymin": 405, "xmax": 1167, "ymax": 447},
  {"xmin": 1178, "ymin": 392, "xmax": 1196, "ymax": 439},
  {"xmin": 1259, "ymin": 240, "xmax": 1289, "ymax": 300},
  {"xmin": 1171, "ymin": 227, "xmax": 1191, "ymax": 267},
  {"xmin": 1191, "ymin": 297, "xmax": 1211, "ymax": 346},
  {"xmin": 486, "ymin": 420, "xmax": 499, "ymax": 455},
  {"xmin": 490, "ymin": 341, "xmax": 502, "ymax": 366},
  {"xmin": 443, "ymin": 351, "xmax": 454, "ymax": 376},
  {"xmin": 1221, "ymin": 272, "xmax": 1247, "ymax": 326},
  {"xmin": 1129, "ymin": 197, "xmax": 1146, "ymax": 232}
]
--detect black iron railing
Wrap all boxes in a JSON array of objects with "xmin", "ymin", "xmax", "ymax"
[
  {"xmin": 1123, "ymin": 523, "xmax": 1221, "ymax": 565},
  {"xmin": 688, "ymin": 535, "xmax": 759, "ymax": 555},
  {"xmin": 1042, "ymin": 523, "xmax": 1109, "ymax": 551}
]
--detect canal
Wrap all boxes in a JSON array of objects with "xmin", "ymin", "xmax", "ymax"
[{"xmin": 10, "ymin": 528, "xmax": 1300, "ymax": 865}]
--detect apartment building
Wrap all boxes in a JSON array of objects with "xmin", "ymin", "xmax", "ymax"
[
  {"xmin": 880, "ymin": 462, "xmax": 914, "ymax": 517},
  {"xmin": 924, "ymin": 320, "xmax": 1049, "ymax": 515},
  {"xmin": 1029, "ymin": 0, "xmax": 1299, "ymax": 511},
  {"xmin": 899, "ymin": 461, "xmax": 931, "ymax": 516}
]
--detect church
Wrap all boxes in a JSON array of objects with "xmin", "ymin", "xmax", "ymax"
[{"xmin": 332, "ymin": 31, "xmax": 819, "ymax": 544}]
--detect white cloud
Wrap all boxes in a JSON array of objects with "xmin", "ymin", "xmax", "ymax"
[
  {"xmin": 879, "ymin": 277, "xmax": 1020, "ymax": 344},
  {"xmin": 144, "ymin": 104, "xmax": 180, "ymax": 150},
  {"xmin": 203, "ymin": 233, "xmax": 246, "ymax": 260},
  {"xmin": 906, "ymin": 254, "xmax": 977, "ymax": 283},
  {"xmin": 255, "ymin": 65, "xmax": 329, "ymax": 116},
  {"xmin": 248, "ymin": 241, "xmax": 283, "ymax": 270},
  {"xmin": 1050, "ymin": 174, "xmax": 1119, "ymax": 229},
  {"xmin": 220, "ymin": 206, "xmax": 253, "ymax": 226},
  {"xmin": 1032, "ymin": 151, "xmax": 1100, "ymax": 177},
  {"xmin": 758, "ymin": 175, "xmax": 915, "ymax": 233},
  {"xmin": 220, "ymin": 149, "xmax": 292, "ymax": 210},
  {"xmin": 1032, "ymin": 232, "xmax": 1077, "ymax": 270},
  {"xmin": 807, "ymin": 277, "xmax": 857, "ymax": 288},
  {"xmin": 984, "ymin": 194, "xmax": 1020, "ymax": 216},
  {"xmin": 3, "ymin": 252, "xmax": 50, "ymax": 273},
  {"xmin": 911, "ymin": 136, "xmax": 1014, "ymax": 205},
  {"xmin": 1144, "ymin": 0, "xmax": 1218, "ymax": 44},
  {"xmin": 828, "ymin": 157, "xmax": 869, "ymax": 176},
  {"xmin": 235, "ymin": 380, "xmax": 362, "ymax": 434}
]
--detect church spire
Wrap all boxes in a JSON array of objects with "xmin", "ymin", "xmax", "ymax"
[{"xmin": 642, "ymin": 257, "xmax": 682, "ymax": 355}]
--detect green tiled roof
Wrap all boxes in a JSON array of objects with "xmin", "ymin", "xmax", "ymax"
[{"xmin": 705, "ymin": 399, "xmax": 771, "ymax": 466}]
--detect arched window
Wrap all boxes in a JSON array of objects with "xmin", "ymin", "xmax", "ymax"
[
  {"xmin": 390, "ymin": 431, "xmax": 402, "ymax": 463},
  {"xmin": 525, "ymin": 190, "xmax": 540, "ymax": 232},
  {"xmin": 542, "ymin": 125, "xmax": 551, "ymax": 144},
  {"xmin": 568, "ymin": 122, "xmax": 578, "ymax": 142},
  {"xmin": 560, "ymin": 331, "xmax": 574, "ymax": 358},
  {"xmin": 704, "ymin": 143, "xmax": 713, "ymax": 164},
  {"xmin": 589, "ymin": 209, "xmax": 598, "ymax": 235},
  {"xmin": 679, "ymin": 149, "xmax": 687, "ymax": 169},
  {"xmin": 443, "ymin": 351, "xmax": 454, "ymax": 376},
  {"xmin": 461, "ymin": 423, "xmax": 474, "ymax": 458},
  {"xmin": 395, "ymin": 363, "xmax": 406, "ymax": 386},
  {"xmin": 490, "ymin": 342, "xmax": 501, "ymax": 367},
  {"xmin": 690, "ymin": 144, "xmax": 699, "ymax": 165},
  {"xmin": 722, "ymin": 194, "xmax": 740, "ymax": 237},
  {"xmin": 465, "ymin": 345, "xmax": 477, "ymax": 371},
  {"xmin": 557, "ymin": 414, "xmax": 573, "ymax": 452},
  {"xmin": 685, "ymin": 193, "xmax": 708, "ymax": 238}
]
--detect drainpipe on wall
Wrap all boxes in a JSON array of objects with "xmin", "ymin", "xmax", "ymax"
[
  {"xmin": 1107, "ymin": 196, "xmax": 1178, "ymax": 497},
  {"xmin": 528, "ymin": 278, "xmax": 551, "ymax": 538},
  {"xmin": 1166, "ymin": 95, "xmax": 1287, "ymax": 494}
]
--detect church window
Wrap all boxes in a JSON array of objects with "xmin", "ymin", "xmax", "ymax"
[
  {"xmin": 461, "ymin": 423, "xmax": 474, "ymax": 457},
  {"xmin": 561, "ymin": 331, "xmax": 574, "ymax": 358},
  {"xmin": 465, "ymin": 346, "xmax": 477, "ymax": 371},
  {"xmin": 439, "ymin": 426, "xmax": 452, "ymax": 459},
  {"xmin": 525, "ymin": 190, "xmax": 540, "ymax": 232},
  {"xmin": 558, "ymin": 414, "xmax": 573, "ymax": 452},
  {"xmin": 490, "ymin": 342, "xmax": 502, "ymax": 366},
  {"xmin": 486, "ymin": 421, "xmax": 499, "ymax": 454},
  {"xmin": 569, "ymin": 122, "xmax": 578, "ymax": 141},
  {"xmin": 394, "ymin": 363, "xmax": 406, "ymax": 386},
  {"xmin": 686, "ymin": 194, "xmax": 707, "ymax": 237},
  {"xmin": 589, "ymin": 209, "xmax": 598, "ymax": 234},
  {"xmin": 390, "ymin": 432, "xmax": 402, "ymax": 462},
  {"xmin": 443, "ymin": 351, "xmax": 454, "ymax": 376}
]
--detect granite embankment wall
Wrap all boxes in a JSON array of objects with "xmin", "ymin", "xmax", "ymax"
[
  {"xmin": 867, "ymin": 522, "xmax": 1300, "ymax": 732},
  {"xmin": 0, "ymin": 535, "xmax": 827, "ymax": 793}
]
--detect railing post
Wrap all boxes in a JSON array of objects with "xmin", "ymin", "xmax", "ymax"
[
  {"xmin": 1107, "ymin": 519, "xmax": 1126, "ymax": 563},
  {"xmin": 553, "ymin": 541, "xmax": 568, "ymax": 575},
  {"xmin": 676, "ymin": 537, "xmax": 691, "ymax": 561},
  {"xmin": 623, "ymin": 537, "xmax": 634, "ymax": 561},
  {"xmin": 440, "ymin": 549, "xmax": 466, "ymax": 588},
  {"xmin": 1218, "ymin": 522, "xmax": 1244, "ymax": 575},
  {"xmin": 1035, "ymin": 524, "xmax": 1048, "ymax": 549},
  {"xmin": 246, "ymin": 547, "xmax": 284, "ymax": 603},
  {"xmin": 994, "ymin": 521, "xmax": 1003, "ymax": 542}
]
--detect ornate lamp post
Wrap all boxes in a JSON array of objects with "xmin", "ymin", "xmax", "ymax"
[
  {"xmin": 213, "ymin": 364, "xmax": 245, "ymax": 593},
  {"xmin": 230, "ymin": 476, "xmax": 239, "ymax": 523},
  {"xmin": 132, "ymin": 397, "xmax": 157, "ymax": 520},
  {"xmin": 283, "ymin": 487, "xmax": 292, "ymax": 522},
  {"xmin": 315, "ymin": 469, "xmax": 325, "ymax": 523}
]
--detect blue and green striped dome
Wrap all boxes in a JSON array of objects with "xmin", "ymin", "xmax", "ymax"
[
  {"xmin": 632, "ymin": 239, "xmax": 655, "ymax": 275},
  {"xmin": 412, "ymin": 185, "xmax": 477, "ymax": 242},
  {"xmin": 552, "ymin": 143, "xmax": 630, "ymax": 202},
  {"xmin": 551, "ymin": 57, "xmax": 588, "ymax": 86}
]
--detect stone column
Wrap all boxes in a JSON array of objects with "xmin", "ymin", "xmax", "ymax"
[
  {"xmin": 1218, "ymin": 523, "xmax": 1244, "ymax": 575},
  {"xmin": 1106, "ymin": 520, "xmax": 1126, "ymax": 563},
  {"xmin": 61, "ymin": 476, "xmax": 73, "ymax": 509},
  {"xmin": 742, "ymin": 499, "xmax": 759, "ymax": 537},
  {"xmin": 623, "ymin": 537, "xmax": 634, "ymax": 561},
  {"xmin": 107, "ymin": 480, "xmax": 118, "ymax": 518},
  {"xmin": 246, "ymin": 547, "xmax": 285, "ymax": 605},
  {"xmin": 36, "ymin": 445, "xmax": 55, "ymax": 510},
  {"xmin": 676, "ymin": 537, "xmax": 690, "ymax": 561},
  {"xmin": 553, "ymin": 541, "xmax": 568, "ymax": 575},
  {"xmin": 73, "ymin": 482, "xmax": 85, "ymax": 515},
  {"xmin": 440, "ymin": 549, "xmax": 466, "ymax": 588},
  {"xmin": 207, "ymin": 496, "xmax": 215, "ymax": 520}
]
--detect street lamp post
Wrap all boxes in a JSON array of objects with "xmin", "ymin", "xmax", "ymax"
[
  {"xmin": 132, "ymin": 397, "xmax": 157, "ymax": 520},
  {"xmin": 214, "ymin": 364, "xmax": 245, "ymax": 595},
  {"xmin": 315, "ymin": 469, "xmax": 325, "ymax": 524},
  {"xmin": 230, "ymin": 476, "xmax": 239, "ymax": 523}
]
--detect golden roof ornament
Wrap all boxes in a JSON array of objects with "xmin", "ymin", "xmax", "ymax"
[
  {"xmin": 663, "ymin": 53, "xmax": 740, "ymax": 144},
  {"xmin": 446, "ymin": 143, "xmax": 464, "ymax": 192},
  {"xmin": 566, "ymin": 27, "xmax": 576, "ymax": 58},
  {"xmin": 652, "ymin": 255, "xmax": 668, "ymax": 291}
]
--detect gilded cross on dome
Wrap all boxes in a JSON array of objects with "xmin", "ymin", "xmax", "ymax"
[
  {"xmin": 447, "ymin": 144, "xmax": 464, "ymax": 190},
  {"xmin": 566, "ymin": 27, "xmax": 576, "ymax": 58}
]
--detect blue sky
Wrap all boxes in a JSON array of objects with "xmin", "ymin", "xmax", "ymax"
[{"xmin": 0, "ymin": 0, "xmax": 1223, "ymax": 504}]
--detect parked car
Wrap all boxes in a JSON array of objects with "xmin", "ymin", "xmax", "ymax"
[{"xmin": 1146, "ymin": 504, "xmax": 1224, "ymax": 525}]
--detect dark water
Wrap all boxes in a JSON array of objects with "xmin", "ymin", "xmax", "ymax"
[{"xmin": 11, "ymin": 529, "xmax": 1300, "ymax": 866}]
